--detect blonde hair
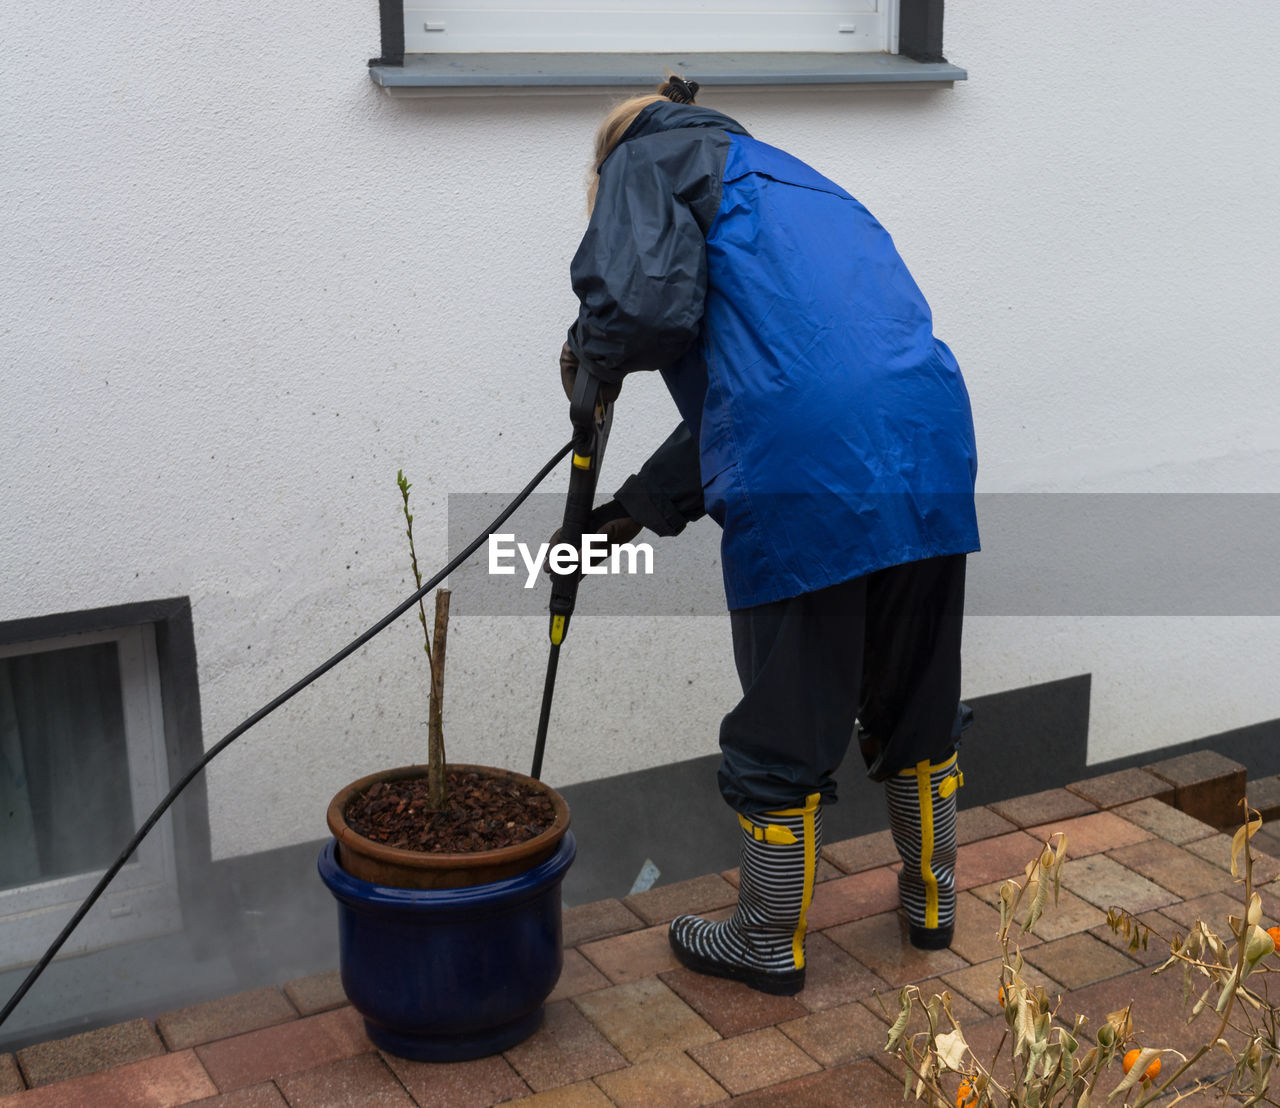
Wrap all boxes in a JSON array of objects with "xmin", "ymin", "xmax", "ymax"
[
  {"xmin": 587, "ymin": 94, "xmax": 664, "ymax": 213},
  {"xmin": 586, "ymin": 76, "xmax": 702, "ymax": 212}
]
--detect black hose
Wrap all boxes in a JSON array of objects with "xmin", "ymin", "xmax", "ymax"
[{"xmin": 0, "ymin": 440, "xmax": 575, "ymax": 1030}]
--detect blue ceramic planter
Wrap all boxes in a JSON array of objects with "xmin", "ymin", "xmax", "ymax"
[{"xmin": 318, "ymin": 831, "xmax": 576, "ymax": 1061}]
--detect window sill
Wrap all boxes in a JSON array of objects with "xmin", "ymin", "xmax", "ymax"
[{"xmin": 368, "ymin": 52, "xmax": 966, "ymax": 98}]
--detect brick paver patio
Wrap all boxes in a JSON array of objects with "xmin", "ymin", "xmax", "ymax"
[{"xmin": 3, "ymin": 762, "xmax": 1279, "ymax": 1106}]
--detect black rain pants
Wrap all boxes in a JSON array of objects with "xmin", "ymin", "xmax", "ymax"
[{"xmin": 717, "ymin": 553, "xmax": 967, "ymax": 815}]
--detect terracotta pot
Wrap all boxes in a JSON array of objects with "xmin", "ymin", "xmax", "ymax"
[{"xmin": 326, "ymin": 763, "xmax": 571, "ymax": 890}]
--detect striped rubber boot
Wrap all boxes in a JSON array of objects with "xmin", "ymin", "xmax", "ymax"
[
  {"xmin": 885, "ymin": 753, "xmax": 963, "ymax": 950},
  {"xmin": 668, "ymin": 794, "xmax": 821, "ymax": 996}
]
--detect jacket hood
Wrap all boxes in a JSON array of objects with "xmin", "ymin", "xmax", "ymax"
[{"xmin": 617, "ymin": 100, "xmax": 751, "ymax": 148}]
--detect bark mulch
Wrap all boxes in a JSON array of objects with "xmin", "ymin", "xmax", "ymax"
[{"xmin": 344, "ymin": 767, "xmax": 556, "ymax": 853}]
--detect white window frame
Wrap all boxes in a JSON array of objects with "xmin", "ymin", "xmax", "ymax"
[
  {"xmin": 403, "ymin": 1, "xmax": 900, "ymax": 56},
  {"xmin": 0, "ymin": 625, "xmax": 181, "ymax": 971}
]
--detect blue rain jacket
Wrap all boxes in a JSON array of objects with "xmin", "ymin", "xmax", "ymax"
[{"xmin": 567, "ymin": 102, "xmax": 979, "ymax": 610}]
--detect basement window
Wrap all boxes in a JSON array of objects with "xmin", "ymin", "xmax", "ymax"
[
  {"xmin": 0, "ymin": 624, "xmax": 182, "ymax": 970},
  {"xmin": 369, "ymin": 0, "xmax": 965, "ymax": 96}
]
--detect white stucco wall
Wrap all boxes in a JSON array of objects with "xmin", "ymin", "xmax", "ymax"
[{"xmin": 2, "ymin": 2, "xmax": 1278, "ymax": 859}]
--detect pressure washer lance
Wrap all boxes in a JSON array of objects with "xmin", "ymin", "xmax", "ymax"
[{"xmin": 530, "ymin": 364, "xmax": 614, "ymax": 780}]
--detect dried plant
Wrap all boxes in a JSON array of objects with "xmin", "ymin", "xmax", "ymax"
[{"xmin": 883, "ymin": 801, "xmax": 1280, "ymax": 1106}]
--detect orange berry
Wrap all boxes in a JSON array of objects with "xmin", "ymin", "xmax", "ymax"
[
  {"xmin": 997, "ymin": 985, "xmax": 1006, "ymax": 1006},
  {"xmin": 956, "ymin": 1078, "xmax": 976, "ymax": 1107},
  {"xmin": 1122, "ymin": 1048, "xmax": 1161, "ymax": 1082},
  {"xmin": 1267, "ymin": 925, "xmax": 1280, "ymax": 950}
]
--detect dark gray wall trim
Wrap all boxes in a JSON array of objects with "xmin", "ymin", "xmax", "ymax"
[
  {"xmin": 899, "ymin": 0, "xmax": 947, "ymax": 63},
  {"xmin": 1082, "ymin": 718, "xmax": 1280, "ymax": 783},
  {"xmin": 371, "ymin": 0, "xmax": 405, "ymax": 67}
]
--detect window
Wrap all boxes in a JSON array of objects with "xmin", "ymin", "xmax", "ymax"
[
  {"xmin": 0, "ymin": 622, "xmax": 183, "ymax": 970},
  {"xmin": 403, "ymin": 1, "xmax": 898, "ymax": 55},
  {"xmin": 369, "ymin": 0, "xmax": 963, "ymax": 92}
]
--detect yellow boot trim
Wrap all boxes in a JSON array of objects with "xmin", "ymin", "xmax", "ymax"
[
  {"xmin": 938, "ymin": 768, "xmax": 964, "ymax": 799},
  {"xmin": 895, "ymin": 755, "xmax": 960, "ymax": 927},
  {"xmin": 751, "ymin": 794, "xmax": 820, "ymax": 970},
  {"xmin": 795, "ymin": 793, "xmax": 819, "ymax": 969},
  {"xmin": 765, "ymin": 794, "xmax": 823, "ymax": 818},
  {"xmin": 912, "ymin": 760, "xmax": 941, "ymax": 929},
  {"xmin": 896, "ymin": 751, "xmax": 959, "ymax": 777},
  {"xmin": 737, "ymin": 814, "xmax": 797, "ymax": 845}
]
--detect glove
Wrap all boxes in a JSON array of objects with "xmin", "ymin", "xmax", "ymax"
[
  {"xmin": 589, "ymin": 511, "xmax": 643, "ymax": 562},
  {"xmin": 560, "ymin": 340, "xmax": 621, "ymax": 404},
  {"xmin": 545, "ymin": 500, "xmax": 643, "ymax": 573}
]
